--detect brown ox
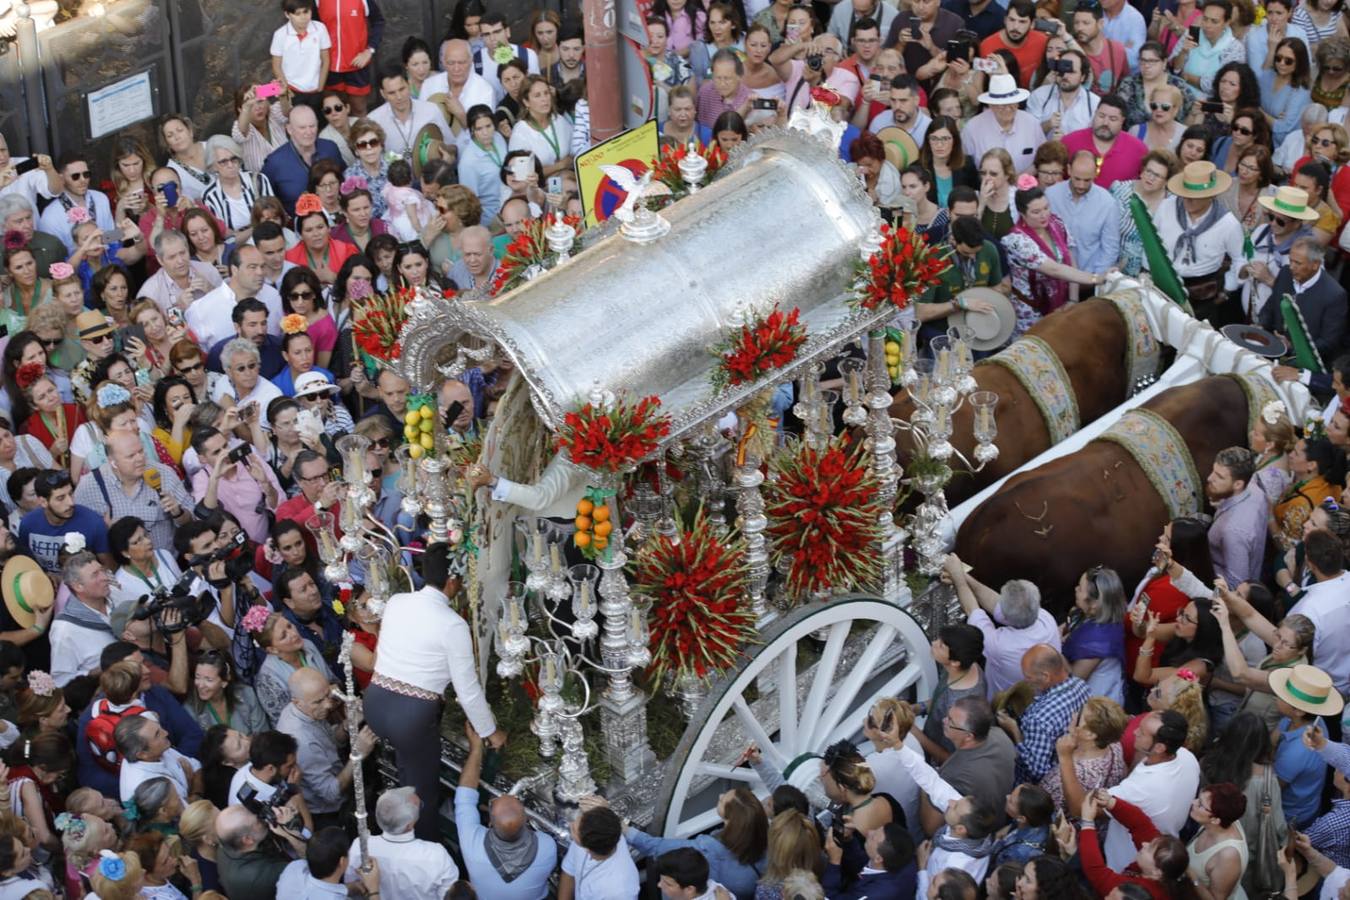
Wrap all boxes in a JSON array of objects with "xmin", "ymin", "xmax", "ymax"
[
  {"xmin": 891, "ymin": 299, "xmax": 1135, "ymax": 506},
  {"xmin": 953, "ymin": 376, "xmax": 1249, "ymax": 615}
]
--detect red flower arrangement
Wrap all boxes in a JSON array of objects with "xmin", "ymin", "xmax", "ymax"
[
  {"xmin": 555, "ymin": 393, "xmax": 671, "ymax": 473},
  {"xmin": 649, "ymin": 142, "xmax": 726, "ymax": 196},
  {"xmin": 810, "ymin": 86, "xmax": 844, "ymax": 107},
  {"xmin": 14, "ymin": 362, "xmax": 44, "ymax": 391},
  {"xmin": 712, "ymin": 305, "xmax": 808, "ymax": 391},
  {"xmin": 351, "ymin": 286, "xmax": 413, "ymax": 362},
  {"xmin": 635, "ymin": 510, "xmax": 754, "ymax": 682},
  {"xmin": 851, "ymin": 224, "xmax": 950, "ymax": 312},
  {"xmin": 764, "ymin": 436, "xmax": 883, "ymax": 598},
  {"xmin": 491, "ymin": 215, "xmax": 583, "ymax": 297}
]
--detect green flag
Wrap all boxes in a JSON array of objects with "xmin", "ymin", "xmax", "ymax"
[
  {"xmin": 1130, "ymin": 193, "xmax": 1189, "ymax": 309},
  {"xmin": 1281, "ymin": 294, "xmax": 1325, "ymax": 373}
]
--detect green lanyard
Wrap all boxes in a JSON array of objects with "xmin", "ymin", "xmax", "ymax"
[{"xmin": 529, "ymin": 118, "xmax": 561, "ymax": 159}]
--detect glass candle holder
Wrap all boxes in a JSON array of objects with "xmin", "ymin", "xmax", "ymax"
[
  {"xmin": 335, "ymin": 433, "xmax": 372, "ymax": 487},
  {"xmin": 306, "ymin": 511, "xmax": 339, "ymax": 563},
  {"xmin": 970, "ymin": 390, "xmax": 999, "ymax": 444}
]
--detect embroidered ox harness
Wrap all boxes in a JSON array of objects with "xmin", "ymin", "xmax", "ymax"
[
  {"xmin": 982, "ymin": 335, "xmax": 1081, "ymax": 444},
  {"xmin": 1101, "ymin": 290, "xmax": 1163, "ymax": 393},
  {"xmin": 1096, "ymin": 408, "xmax": 1204, "ymax": 519}
]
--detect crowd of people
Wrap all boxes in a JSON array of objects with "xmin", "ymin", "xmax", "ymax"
[{"xmin": 0, "ymin": 0, "xmax": 1347, "ymax": 895}]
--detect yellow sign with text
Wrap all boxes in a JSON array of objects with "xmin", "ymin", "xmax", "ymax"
[{"xmin": 575, "ymin": 119, "xmax": 660, "ymax": 229}]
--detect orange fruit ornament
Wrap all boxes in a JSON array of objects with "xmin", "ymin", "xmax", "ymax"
[
  {"xmin": 594, "ymin": 521, "xmax": 613, "ymax": 537},
  {"xmin": 592, "ymin": 506, "xmax": 610, "ymax": 523},
  {"xmin": 577, "ymin": 498, "xmax": 594, "ymax": 515},
  {"xmin": 575, "ymin": 515, "xmax": 592, "ymax": 531},
  {"xmin": 592, "ymin": 536, "xmax": 608, "ymax": 550},
  {"xmin": 575, "ymin": 531, "xmax": 592, "ymax": 548}
]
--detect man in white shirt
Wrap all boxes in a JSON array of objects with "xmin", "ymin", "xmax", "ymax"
[
  {"xmin": 474, "ymin": 11, "xmax": 541, "ymax": 102},
  {"xmin": 49, "ymin": 552, "xmax": 116, "ymax": 686},
  {"xmin": 944, "ymin": 554, "xmax": 1061, "ymax": 697},
  {"xmin": 962, "ymin": 74, "xmax": 1044, "ymax": 175},
  {"xmin": 115, "ymin": 714, "xmax": 201, "ymax": 802},
  {"xmin": 890, "ymin": 744, "xmax": 999, "ymax": 896},
  {"xmin": 1105, "ymin": 710, "xmax": 1200, "ymax": 869},
  {"xmin": 345, "ymin": 787, "xmax": 458, "ymax": 900},
  {"xmin": 0, "ymin": 135, "xmax": 60, "ymax": 209},
  {"xmin": 226, "ymin": 729, "xmax": 313, "ymax": 833},
  {"xmin": 186, "ymin": 244, "xmax": 283, "ymax": 348},
  {"xmin": 36, "ymin": 152, "xmax": 116, "ymax": 252},
  {"xmin": 136, "ymin": 230, "xmax": 223, "ymax": 317},
  {"xmin": 422, "ymin": 39, "xmax": 495, "ymax": 136},
  {"xmin": 1155, "ymin": 160, "xmax": 1247, "ymax": 324},
  {"xmin": 365, "ymin": 541, "xmax": 505, "ymax": 841},
  {"xmin": 867, "ymin": 75, "xmax": 931, "ymax": 142},
  {"xmin": 251, "ymin": 222, "xmax": 297, "ymax": 294},
  {"xmin": 560, "ymin": 805, "xmax": 640, "ymax": 900},
  {"xmin": 367, "ymin": 68, "xmax": 452, "ymax": 159},
  {"xmin": 1101, "ymin": 0, "xmax": 1147, "ymax": 70},
  {"xmin": 212, "ymin": 339, "xmax": 284, "ymax": 412},
  {"xmin": 1027, "ymin": 50, "xmax": 1099, "ymax": 141},
  {"xmin": 1288, "ymin": 530, "xmax": 1350, "ymax": 697}
]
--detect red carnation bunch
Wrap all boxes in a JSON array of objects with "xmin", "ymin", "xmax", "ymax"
[
  {"xmin": 649, "ymin": 142, "xmax": 727, "ymax": 195},
  {"xmin": 712, "ymin": 305, "xmax": 808, "ymax": 391},
  {"xmin": 764, "ymin": 436, "xmax": 883, "ymax": 598},
  {"xmin": 14, "ymin": 362, "xmax": 45, "ymax": 391},
  {"xmin": 351, "ymin": 286, "xmax": 413, "ymax": 362},
  {"xmin": 635, "ymin": 510, "xmax": 754, "ymax": 683},
  {"xmin": 555, "ymin": 393, "xmax": 671, "ymax": 473},
  {"xmin": 491, "ymin": 215, "xmax": 583, "ymax": 297},
  {"xmin": 851, "ymin": 224, "xmax": 950, "ymax": 312}
]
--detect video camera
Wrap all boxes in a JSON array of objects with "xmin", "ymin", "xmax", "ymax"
[
  {"xmin": 188, "ymin": 529, "xmax": 254, "ymax": 586},
  {"xmin": 132, "ymin": 570, "xmax": 216, "ymax": 635},
  {"xmin": 238, "ymin": 781, "xmax": 310, "ymax": 838}
]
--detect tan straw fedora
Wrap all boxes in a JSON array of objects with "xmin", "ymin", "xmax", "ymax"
[
  {"xmin": 1167, "ymin": 160, "xmax": 1232, "ymax": 199},
  {"xmin": 1257, "ymin": 185, "xmax": 1321, "ymax": 222},
  {"xmin": 1269, "ymin": 664, "xmax": 1345, "ymax": 718},
  {"xmin": 1, "ymin": 555, "xmax": 53, "ymax": 630}
]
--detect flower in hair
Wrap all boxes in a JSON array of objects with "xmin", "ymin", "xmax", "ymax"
[
  {"xmin": 242, "ymin": 604, "xmax": 271, "ymax": 635},
  {"xmin": 1176, "ymin": 667, "xmax": 1197, "ymax": 682},
  {"xmin": 55, "ymin": 812, "xmax": 87, "ymax": 840},
  {"xmin": 95, "ymin": 382, "xmax": 132, "ymax": 409},
  {"xmin": 1016, "ymin": 172, "xmax": 1039, "ymax": 191},
  {"xmin": 332, "ymin": 598, "xmax": 345, "ymax": 616},
  {"xmin": 64, "ymin": 532, "xmax": 86, "ymax": 554},
  {"xmin": 2, "ymin": 230, "xmax": 26, "ymax": 252},
  {"xmin": 340, "ymin": 175, "xmax": 368, "ymax": 194},
  {"xmin": 120, "ymin": 800, "xmax": 139, "ymax": 822},
  {"xmin": 26, "ymin": 670, "xmax": 56, "ymax": 697},
  {"xmin": 15, "ymin": 362, "xmax": 45, "ymax": 391},
  {"xmin": 1262, "ymin": 400, "xmax": 1288, "ymax": 426},
  {"xmin": 294, "ymin": 193, "xmax": 324, "ymax": 217},
  {"xmin": 97, "ymin": 850, "xmax": 126, "ymax": 880},
  {"xmin": 281, "ymin": 313, "xmax": 308, "ymax": 335},
  {"xmin": 66, "ymin": 206, "xmax": 90, "ymax": 225},
  {"xmin": 47, "ymin": 261, "xmax": 74, "ymax": 280}
]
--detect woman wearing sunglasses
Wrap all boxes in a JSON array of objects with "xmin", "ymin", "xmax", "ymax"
[
  {"xmin": 1132, "ymin": 84, "xmax": 1186, "ymax": 152},
  {"xmin": 317, "ymin": 91, "xmax": 357, "ymax": 166},
  {"xmin": 1117, "ymin": 41, "xmax": 1193, "ymax": 128},
  {"xmin": 1310, "ymin": 37, "xmax": 1350, "ymax": 111},
  {"xmin": 280, "ymin": 267, "xmax": 336, "ymax": 369},
  {"xmin": 342, "ymin": 118, "xmax": 390, "ymax": 220},
  {"xmin": 1258, "ymin": 37, "xmax": 1312, "ymax": 147}
]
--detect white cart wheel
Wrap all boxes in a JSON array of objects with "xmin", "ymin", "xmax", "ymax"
[{"xmin": 652, "ymin": 595, "xmax": 938, "ymax": 838}]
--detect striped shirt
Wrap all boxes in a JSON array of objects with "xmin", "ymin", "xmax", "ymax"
[{"xmin": 203, "ymin": 172, "xmax": 275, "ymax": 233}]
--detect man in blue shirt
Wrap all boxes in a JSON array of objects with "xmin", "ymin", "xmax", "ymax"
[
  {"xmin": 261, "ymin": 106, "xmax": 344, "ymax": 216},
  {"xmin": 454, "ymin": 724, "xmax": 557, "ymax": 900},
  {"xmin": 207, "ymin": 299, "xmax": 285, "ymax": 379},
  {"xmin": 18, "ymin": 471, "xmax": 111, "ymax": 573},
  {"xmin": 1045, "ymin": 149, "xmax": 1121, "ymax": 278}
]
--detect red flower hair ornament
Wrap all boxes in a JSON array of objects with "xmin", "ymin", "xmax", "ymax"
[
  {"xmin": 294, "ymin": 193, "xmax": 324, "ymax": 218},
  {"xmin": 15, "ymin": 362, "xmax": 46, "ymax": 391}
]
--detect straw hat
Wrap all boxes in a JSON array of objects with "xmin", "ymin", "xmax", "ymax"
[
  {"xmin": 950, "ymin": 287, "xmax": 1017, "ymax": 351},
  {"xmin": 75, "ymin": 310, "xmax": 115, "ymax": 341},
  {"xmin": 410, "ymin": 124, "xmax": 455, "ymax": 180},
  {"xmin": 977, "ymin": 73, "xmax": 1030, "ymax": 106},
  {"xmin": 1257, "ymin": 185, "xmax": 1321, "ymax": 222},
  {"xmin": 1167, "ymin": 160, "xmax": 1232, "ymax": 199},
  {"xmin": 875, "ymin": 126, "xmax": 920, "ymax": 171},
  {"xmin": 1, "ymin": 556, "xmax": 53, "ymax": 630},
  {"xmin": 1269, "ymin": 664, "xmax": 1345, "ymax": 718}
]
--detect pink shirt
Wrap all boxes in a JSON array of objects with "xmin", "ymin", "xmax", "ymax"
[
  {"xmin": 696, "ymin": 80, "xmax": 751, "ymax": 128},
  {"xmin": 190, "ymin": 445, "xmax": 284, "ymax": 543},
  {"xmin": 1062, "ymin": 127, "xmax": 1148, "ymax": 188}
]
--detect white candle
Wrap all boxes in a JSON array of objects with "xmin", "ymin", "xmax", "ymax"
[
  {"xmin": 509, "ymin": 600, "xmax": 521, "ymax": 631},
  {"xmin": 533, "ymin": 529, "xmax": 544, "ymax": 563},
  {"xmin": 628, "ymin": 607, "xmax": 644, "ymax": 643},
  {"xmin": 937, "ymin": 347, "xmax": 952, "ymax": 381},
  {"xmin": 544, "ymin": 654, "xmax": 557, "ymax": 686},
  {"xmin": 580, "ymin": 581, "xmax": 594, "ymax": 616},
  {"xmin": 550, "ymin": 542, "xmax": 562, "ymax": 574},
  {"xmin": 497, "ymin": 619, "xmax": 512, "ymax": 648}
]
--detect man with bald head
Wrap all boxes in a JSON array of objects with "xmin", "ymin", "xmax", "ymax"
[
  {"xmin": 421, "ymin": 38, "xmax": 495, "ymax": 133},
  {"xmin": 449, "ymin": 226, "xmax": 499, "ymax": 291},
  {"xmin": 262, "ymin": 104, "xmax": 344, "ymax": 215},
  {"xmin": 277, "ymin": 667, "xmax": 377, "ymax": 828},
  {"xmin": 455, "ymin": 721, "xmax": 557, "ymax": 899},
  {"xmin": 439, "ymin": 377, "xmax": 476, "ymax": 436},
  {"xmin": 217, "ymin": 803, "xmax": 309, "ymax": 900},
  {"xmin": 996, "ymin": 644, "xmax": 1090, "ymax": 784},
  {"xmin": 74, "ymin": 431, "xmax": 194, "ymax": 548}
]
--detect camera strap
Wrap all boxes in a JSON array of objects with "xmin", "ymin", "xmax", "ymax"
[{"xmin": 91, "ymin": 468, "xmax": 114, "ymax": 517}]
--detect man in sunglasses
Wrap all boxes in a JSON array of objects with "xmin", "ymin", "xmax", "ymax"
[
  {"xmin": 36, "ymin": 151, "xmax": 115, "ymax": 253},
  {"xmin": 1241, "ymin": 185, "xmax": 1318, "ymax": 323},
  {"xmin": 69, "ymin": 311, "xmax": 119, "ymax": 407},
  {"xmin": 1027, "ymin": 49, "xmax": 1098, "ymax": 140}
]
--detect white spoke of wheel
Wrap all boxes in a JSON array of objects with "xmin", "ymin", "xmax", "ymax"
[
  {"xmin": 732, "ymin": 696, "xmax": 785, "ymax": 770},
  {"xmin": 674, "ymin": 807, "xmax": 725, "ymax": 840},
  {"xmin": 825, "ymin": 661, "xmax": 923, "ymax": 747},
  {"xmin": 797, "ymin": 620, "xmax": 849, "ymax": 750},
  {"xmin": 695, "ymin": 762, "xmax": 760, "ymax": 784},
  {"xmin": 778, "ymin": 643, "xmax": 798, "ymax": 755},
  {"xmin": 810, "ymin": 625, "xmax": 897, "ymax": 748}
]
